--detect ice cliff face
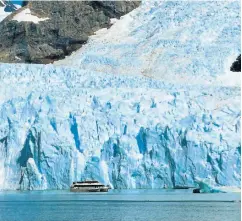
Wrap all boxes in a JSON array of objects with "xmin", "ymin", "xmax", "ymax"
[
  {"xmin": 0, "ymin": 64, "xmax": 240, "ymax": 190},
  {"xmin": 0, "ymin": 1, "xmax": 241, "ymax": 190}
]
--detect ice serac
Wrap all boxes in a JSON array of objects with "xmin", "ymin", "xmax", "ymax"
[
  {"xmin": 0, "ymin": 0, "xmax": 241, "ymax": 190},
  {"xmin": 0, "ymin": 64, "xmax": 240, "ymax": 190}
]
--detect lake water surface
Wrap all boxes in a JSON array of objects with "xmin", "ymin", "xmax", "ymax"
[{"xmin": 0, "ymin": 189, "xmax": 240, "ymax": 221}]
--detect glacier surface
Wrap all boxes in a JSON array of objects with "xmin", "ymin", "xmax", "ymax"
[
  {"xmin": 57, "ymin": 1, "xmax": 241, "ymax": 86},
  {"xmin": 0, "ymin": 64, "xmax": 240, "ymax": 190},
  {"xmin": 0, "ymin": 0, "xmax": 241, "ymax": 190}
]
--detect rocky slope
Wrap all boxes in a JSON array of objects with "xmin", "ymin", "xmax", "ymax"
[{"xmin": 0, "ymin": 1, "xmax": 140, "ymax": 63}]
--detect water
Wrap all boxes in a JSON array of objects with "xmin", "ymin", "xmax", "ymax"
[{"xmin": 0, "ymin": 190, "xmax": 240, "ymax": 221}]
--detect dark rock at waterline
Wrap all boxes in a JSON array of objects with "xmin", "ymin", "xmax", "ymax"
[
  {"xmin": 174, "ymin": 186, "xmax": 190, "ymax": 189},
  {"xmin": 193, "ymin": 188, "xmax": 201, "ymax": 193},
  {"xmin": 230, "ymin": 55, "xmax": 241, "ymax": 72},
  {"xmin": 0, "ymin": 1, "xmax": 140, "ymax": 64}
]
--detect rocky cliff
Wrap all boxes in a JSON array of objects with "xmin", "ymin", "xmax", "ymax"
[
  {"xmin": 0, "ymin": 1, "xmax": 140, "ymax": 63},
  {"xmin": 230, "ymin": 55, "xmax": 241, "ymax": 72}
]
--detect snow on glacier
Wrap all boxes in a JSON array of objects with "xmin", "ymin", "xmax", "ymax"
[
  {"xmin": 56, "ymin": 1, "xmax": 240, "ymax": 86},
  {"xmin": 0, "ymin": 0, "xmax": 241, "ymax": 190}
]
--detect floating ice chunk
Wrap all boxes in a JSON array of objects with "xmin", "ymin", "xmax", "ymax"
[
  {"xmin": 195, "ymin": 178, "xmax": 240, "ymax": 193},
  {"xmin": 195, "ymin": 178, "xmax": 224, "ymax": 193}
]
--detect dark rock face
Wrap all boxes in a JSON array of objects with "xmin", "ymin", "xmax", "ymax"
[
  {"xmin": 0, "ymin": 1, "xmax": 140, "ymax": 63},
  {"xmin": 193, "ymin": 188, "xmax": 200, "ymax": 193},
  {"xmin": 230, "ymin": 55, "xmax": 241, "ymax": 72}
]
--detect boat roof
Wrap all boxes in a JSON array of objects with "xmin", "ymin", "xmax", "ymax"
[
  {"xmin": 73, "ymin": 180, "xmax": 100, "ymax": 184},
  {"xmin": 73, "ymin": 183, "xmax": 105, "ymax": 187}
]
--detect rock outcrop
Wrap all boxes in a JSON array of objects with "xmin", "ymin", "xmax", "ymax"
[
  {"xmin": 230, "ymin": 55, "xmax": 241, "ymax": 72},
  {"xmin": 0, "ymin": 1, "xmax": 140, "ymax": 63}
]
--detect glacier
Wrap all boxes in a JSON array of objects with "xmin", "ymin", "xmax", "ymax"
[
  {"xmin": 0, "ymin": 0, "xmax": 241, "ymax": 190},
  {"xmin": 0, "ymin": 64, "xmax": 240, "ymax": 190},
  {"xmin": 57, "ymin": 1, "xmax": 241, "ymax": 85}
]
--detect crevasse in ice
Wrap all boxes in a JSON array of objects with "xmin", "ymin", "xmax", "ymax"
[{"xmin": 0, "ymin": 0, "xmax": 240, "ymax": 190}]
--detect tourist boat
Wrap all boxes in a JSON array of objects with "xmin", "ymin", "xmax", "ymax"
[{"xmin": 70, "ymin": 180, "xmax": 109, "ymax": 192}]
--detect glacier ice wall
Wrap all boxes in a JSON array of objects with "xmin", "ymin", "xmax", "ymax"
[
  {"xmin": 0, "ymin": 64, "xmax": 240, "ymax": 190},
  {"xmin": 0, "ymin": 0, "xmax": 241, "ymax": 190}
]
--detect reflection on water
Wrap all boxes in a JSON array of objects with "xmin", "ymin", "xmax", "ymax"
[
  {"xmin": 0, "ymin": 189, "xmax": 240, "ymax": 202},
  {"xmin": 0, "ymin": 190, "xmax": 240, "ymax": 221}
]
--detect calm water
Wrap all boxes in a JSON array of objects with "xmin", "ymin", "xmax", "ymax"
[{"xmin": 0, "ymin": 190, "xmax": 240, "ymax": 221}]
